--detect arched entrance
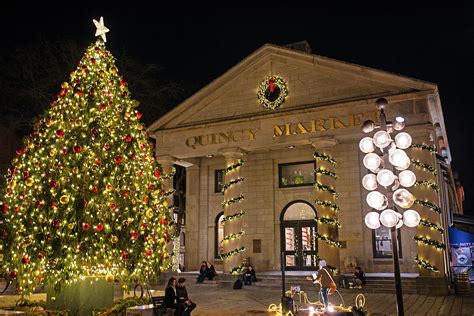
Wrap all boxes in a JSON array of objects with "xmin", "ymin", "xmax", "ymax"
[{"xmin": 280, "ymin": 201, "xmax": 318, "ymax": 271}]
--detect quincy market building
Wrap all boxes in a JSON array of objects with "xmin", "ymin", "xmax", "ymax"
[{"xmin": 148, "ymin": 42, "xmax": 460, "ymax": 294}]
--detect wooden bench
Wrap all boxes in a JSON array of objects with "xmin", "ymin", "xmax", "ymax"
[{"xmin": 151, "ymin": 296, "xmax": 175, "ymax": 316}]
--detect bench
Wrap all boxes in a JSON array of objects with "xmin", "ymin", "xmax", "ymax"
[{"xmin": 151, "ymin": 296, "xmax": 175, "ymax": 316}]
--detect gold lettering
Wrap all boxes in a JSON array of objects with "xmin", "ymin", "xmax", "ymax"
[
  {"xmin": 365, "ymin": 110, "xmax": 379, "ymax": 123},
  {"xmin": 314, "ymin": 119, "xmax": 327, "ymax": 131},
  {"xmin": 210, "ymin": 133, "xmax": 219, "ymax": 145},
  {"xmin": 185, "ymin": 136, "xmax": 197, "ymax": 149},
  {"xmin": 334, "ymin": 118, "xmax": 348, "ymax": 129},
  {"xmin": 218, "ymin": 132, "xmax": 234, "ymax": 143},
  {"xmin": 274, "ymin": 124, "xmax": 292, "ymax": 137},
  {"xmin": 247, "ymin": 129, "xmax": 258, "ymax": 140},
  {"xmin": 294, "ymin": 122, "xmax": 308, "ymax": 134}
]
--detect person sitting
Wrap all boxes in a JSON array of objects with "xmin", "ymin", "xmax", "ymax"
[
  {"xmin": 352, "ymin": 266, "xmax": 365, "ymax": 289},
  {"xmin": 206, "ymin": 261, "xmax": 217, "ymax": 280},
  {"xmin": 164, "ymin": 277, "xmax": 185, "ymax": 316},
  {"xmin": 243, "ymin": 265, "xmax": 257, "ymax": 285},
  {"xmin": 197, "ymin": 261, "xmax": 208, "ymax": 283},
  {"xmin": 177, "ymin": 278, "xmax": 196, "ymax": 315}
]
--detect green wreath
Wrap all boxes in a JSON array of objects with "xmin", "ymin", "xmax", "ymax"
[{"xmin": 257, "ymin": 76, "xmax": 288, "ymax": 110}]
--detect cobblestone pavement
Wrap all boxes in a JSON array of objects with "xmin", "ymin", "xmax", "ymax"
[{"xmin": 1, "ymin": 285, "xmax": 473, "ymax": 315}]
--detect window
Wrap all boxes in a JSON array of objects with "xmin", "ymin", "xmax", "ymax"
[
  {"xmin": 215, "ymin": 169, "xmax": 225, "ymax": 193},
  {"xmin": 214, "ymin": 212, "xmax": 225, "ymax": 259},
  {"xmin": 372, "ymin": 226, "xmax": 402, "ymax": 258},
  {"xmin": 279, "ymin": 161, "xmax": 316, "ymax": 188}
]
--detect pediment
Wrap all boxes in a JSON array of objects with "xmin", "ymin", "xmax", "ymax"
[{"xmin": 148, "ymin": 44, "xmax": 436, "ymax": 132}]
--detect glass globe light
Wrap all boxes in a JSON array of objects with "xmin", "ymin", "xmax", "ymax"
[
  {"xmin": 362, "ymin": 120, "xmax": 376, "ymax": 133},
  {"xmin": 395, "ymin": 132, "xmax": 412, "ymax": 149},
  {"xmin": 376, "ymin": 169, "xmax": 395, "ymax": 187},
  {"xmin": 380, "ymin": 209, "xmax": 399, "ymax": 228},
  {"xmin": 403, "ymin": 209, "xmax": 421, "ymax": 227},
  {"xmin": 367, "ymin": 191, "xmax": 388, "ymax": 210},
  {"xmin": 359, "ymin": 137, "xmax": 375, "ymax": 153},
  {"xmin": 373, "ymin": 131, "xmax": 392, "ymax": 149},
  {"xmin": 394, "ymin": 155, "xmax": 410, "ymax": 171},
  {"xmin": 389, "ymin": 149, "xmax": 408, "ymax": 167},
  {"xmin": 393, "ymin": 188, "xmax": 415, "ymax": 209},
  {"xmin": 363, "ymin": 153, "xmax": 382, "ymax": 171},
  {"xmin": 398, "ymin": 170, "xmax": 416, "ymax": 187},
  {"xmin": 396, "ymin": 218, "xmax": 404, "ymax": 229},
  {"xmin": 362, "ymin": 174, "xmax": 378, "ymax": 191},
  {"xmin": 365, "ymin": 212, "xmax": 380, "ymax": 229}
]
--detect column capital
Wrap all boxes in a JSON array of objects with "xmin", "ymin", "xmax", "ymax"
[
  {"xmin": 156, "ymin": 155, "xmax": 177, "ymax": 164},
  {"xmin": 219, "ymin": 147, "xmax": 247, "ymax": 159},
  {"xmin": 310, "ymin": 136, "xmax": 339, "ymax": 149}
]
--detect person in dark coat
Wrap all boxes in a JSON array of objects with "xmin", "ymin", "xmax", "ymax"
[
  {"xmin": 197, "ymin": 261, "xmax": 208, "ymax": 283},
  {"xmin": 164, "ymin": 277, "xmax": 185, "ymax": 316},
  {"xmin": 177, "ymin": 278, "xmax": 196, "ymax": 315},
  {"xmin": 243, "ymin": 265, "xmax": 257, "ymax": 285},
  {"xmin": 206, "ymin": 261, "xmax": 217, "ymax": 280},
  {"xmin": 352, "ymin": 266, "xmax": 366, "ymax": 289}
]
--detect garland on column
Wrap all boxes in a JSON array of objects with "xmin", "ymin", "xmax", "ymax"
[
  {"xmin": 313, "ymin": 152, "xmax": 341, "ymax": 248},
  {"xmin": 411, "ymin": 143, "xmax": 443, "ymax": 272},
  {"xmin": 220, "ymin": 159, "xmax": 246, "ymax": 274}
]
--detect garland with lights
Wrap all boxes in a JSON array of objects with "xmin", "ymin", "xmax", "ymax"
[
  {"xmin": 314, "ymin": 168, "xmax": 338, "ymax": 179},
  {"xmin": 257, "ymin": 75, "xmax": 289, "ymax": 110},
  {"xmin": 313, "ymin": 152, "xmax": 337, "ymax": 167},
  {"xmin": 315, "ymin": 216, "xmax": 341, "ymax": 228},
  {"xmin": 314, "ymin": 232, "xmax": 342, "ymax": 248},
  {"xmin": 410, "ymin": 144, "xmax": 437, "ymax": 154},
  {"xmin": 414, "ymin": 180, "xmax": 440, "ymax": 192},
  {"xmin": 314, "ymin": 199, "xmax": 340, "ymax": 212},
  {"xmin": 221, "ymin": 159, "xmax": 245, "ymax": 274},
  {"xmin": 413, "ymin": 235, "xmax": 446, "ymax": 250},
  {"xmin": 314, "ymin": 182, "xmax": 339, "ymax": 197},
  {"xmin": 221, "ymin": 177, "xmax": 244, "ymax": 193},
  {"xmin": 222, "ymin": 194, "xmax": 245, "ymax": 207},
  {"xmin": 418, "ymin": 219, "xmax": 444, "ymax": 234},
  {"xmin": 221, "ymin": 210, "xmax": 245, "ymax": 223},
  {"xmin": 220, "ymin": 246, "xmax": 246, "ymax": 260},
  {"xmin": 411, "ymin": 159, "xmax": 437, "ymax": 176},
  {"xmin": 223, "ymin": 159, "xmax": 244, "ymax": 174},
  {"xmin": 415, "ymin": 256, "xmax": 439, "ymax": 273},
  {"xmin": 0, "ymin": 37, "xmax": 171, "ymax": 296},
  {"xmin": 221, "ymin": 230, "xmax": 245, "ymax": 243},
  {"xmin": 161, "ymin": 167, "xmax": 176, "ymax": 180},
  {"xmin": 414, "ymin": 199, "xmax": 441, "ymax": 214},
  {"xmin": 163, "ymin": 189, "xmax": 176, "ymax": 198},
  {"xmin": 229, "ymin": 264, "xmax": 247, "ymax": 275}
]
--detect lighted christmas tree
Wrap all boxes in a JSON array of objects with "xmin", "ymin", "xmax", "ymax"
[{"xmin": 0, "ymin": 17, "xmax": 171, "ymax": 296}]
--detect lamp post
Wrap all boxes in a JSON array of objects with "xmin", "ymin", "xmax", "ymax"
[{"xmin": 360, "ymin": 98, "xmax": 421, "ymax": 316}]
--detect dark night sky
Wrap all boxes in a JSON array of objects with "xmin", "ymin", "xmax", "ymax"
[{"xmin": 1, "ymin": 6, "xmax": 473, "ymax": 214}]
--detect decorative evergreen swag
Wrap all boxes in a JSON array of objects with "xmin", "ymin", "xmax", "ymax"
[
  {"xmin": 315, "ymin": 232, "xmax": 342, "ymax": 247},
  {"xmin": 220, "ymin": 246, "xmax": 246, "ymax": 260},
  {"xmin": 413, "ymin": 235, "xmax": 446, "ymax": 250},
  {"xmin": 314, "ymin": 168, "xmax": 338, "ymax": 179},
  {"xmin": 415, "ymin": 256, "xmax": 439, "ymax": 272},
  {"xmin": 221, "ymin": 230, "xmax": 245, "ymax": 243},
  {"xmin": 221, "ymin": 176, "xmax": 244, "ymax": 193},
  {"xmin": 418, "ymin": 219, "xmax": 445, "ymax": 234},
  {"xmin": 223, "ymin": 159, "xmax": 244, "ymax": 175},
  {"xmin": 313, "ymin": 152, "xmax": 337, "ymax": 167},
  {"xmin": 221, "ymin": 210, "xmax": 245, "ymax": 223},
  {"xmin": 414, "ymin": 199, "xmax": 441, "ymax": 214},
  {"xmin": 314, "ymin": 182, "xmax": 339, "ymax": 197}
]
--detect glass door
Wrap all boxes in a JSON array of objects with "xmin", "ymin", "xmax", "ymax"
[{"xmin": 282, "ymin": 220, "xmax": 318, "ymax": 270}]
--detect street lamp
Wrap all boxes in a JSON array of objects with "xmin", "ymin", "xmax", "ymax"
[{"xmin": 359, "ymin": 98, "xmax": 420, "ymax": 316}]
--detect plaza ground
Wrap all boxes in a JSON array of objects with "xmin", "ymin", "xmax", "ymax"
[{"xmin": 1, "ymin": 282, "xmax": 473, "ymax": 315}]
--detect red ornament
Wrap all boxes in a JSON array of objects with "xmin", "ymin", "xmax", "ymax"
[
  {"xmin": 135, "ymin": 111, "xmax": 142, "ymax": 119},
  {"xmin": 49, "ymin": 180, "xmax": 57, "ymax": 189},
  {"xmin": 131, "ymin": 231, "xmax": 138, "ymax": 239},
  {"xmin": 9, "ymin": 270, "xmax": 18, "ymax": 279},
  {"xmin": 104, "ymin": 144, "xmax": 111, "ymax": 150},
  {"xmin": 61, "ymin": 147, "xmax": 68, "ymax": 155},
  {"xmin": 120, "ymin": 80, "xmax": 127, "ymax": 87},
  {"xmin": 90, "ymin": 90, "xmax": 95, "ymax": 96},
  {"xmin": 52, "ymin": 219, "xmax": 61, "ymax": 228},
  {"xmin": 23, "ymin": 171, "xmax": 29, "ymax": 179},
  {"xmin": 108, "ymin": 101, "xmax": 113, "ymax": 107},
  {"xmin": 82, "ymin": 223, "xmax": 90, "ymax": 231},
  {"xmin": 143, "ymin": 197, "xmax": 149, "ymax": 203},
  {"xmin": 123, "ymin": 190, "xmax": 130, "ymax": 197},
  {"xmin": 73, "ymin": 145, "xmax": 82, "ymax": 153},
  {"xmin": 121, "ymin": 251, "xmax": 130, "ymax": 260},
  {"xmin": 130, "ymin": 154, "xmax": 136, "ymax": 160},
  {"xmin": 95, "ymin": 158, "xmax": 103, "ymax": 165},
  {"xmin": 50, "ymin": 100, "xmax": 57, "ymax": 107},
  {"xmin": 154, "ymin": 170, "xmax": 161, "ymax": 179},
  {"xmin": 50, "ymin": 201, "xmax": 57, "ymax": 209},
  {"xmin": 90, "ymin": 129, "xmax": 98, "ymax": 137},
  {"xmin": 21, "ymin": 256, "xmax": 30, "ymax": 264},
  {"xmin": 114, "ymin": 155, "xmax": 123, "ymax": 165},
  {"xmin": 82, "ymin": 65, "xmax": 87, "ymax": 70},
  {"xmin": 124, "ymin": 134, "xmax": 132, "ymax": 142},
  {"xmin": 1, "ymin": 204, "xmax": 8, "ymax": 214},
  {"xmin": 100, "ymin": 103, "xmax": 106, "ymax": 111},
  {"xmin": 161, "ymin": 217, "xmax": 167, "ymax": 225},
  {"xmin": 91, "ymin": 58, "xmax": 96, "ymax": 63},
  {"xmin": 96, "ymin": 223, "xmax": 104, "ymax": 232},
  {"xmin": 91, "ymin": 186, "xmax": 99, "ymax": 193},
  {"xmin": 56, "ymin": 129, "xmax": 64, "ymax": 138},
  {"xmin": 146, "ymin": 249, "xmax": 152, "ymax": 256},
  {"xmin": 75, "ymin": 90, "xmax": 83, "ymax": 97},
  {"xmin": 269, "ymin": 78, "xmax": 275, "ymax": 93},
  {"xmin": 109, "ymin": 203, "xmax": 117, "ymax": 211},
  {"xmin": 38, "ymin": 252, "xmax": 45, "ymax": 259}
]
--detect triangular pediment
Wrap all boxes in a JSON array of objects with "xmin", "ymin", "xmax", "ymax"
[{"xmin": 148, "ymin": 44, "xmax": 436, "ymax": 132}]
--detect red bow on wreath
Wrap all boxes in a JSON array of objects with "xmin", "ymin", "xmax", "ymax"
[{"xmin": 269, "ymin": 78, "xmax": 275, "ymax": 93}]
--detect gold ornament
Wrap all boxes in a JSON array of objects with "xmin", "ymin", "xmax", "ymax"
[
  {"xmin": 11, "ymin": 181, "xmax": 17, "ymax": 189},
  {"xmin": 50, "ymin": 149, "xmax": 57, "ymax": 157},
  {"xmin": 137, "ymin": 124, "xmax": 143, "ymax": 131},
  {"xmin": 70, "ymin": 71, "xmax": 76, "ymax": 79},
  {"xmin": 0, "ymin": 254, "xmax": 3, "ymax": 261},
  {"xmin": 105, "ymin": 274, "xmax": 114, "ymax": 282},
  {"xmin": 113, "ymin": 115, "xmax": 119, "ymax": 122},
  {"xmin": 125, "ymin": 112, "xmax": 131, "ymax": 118},
  {"xmin": 159, "ymin": 237, "xmax": 166, "ymax": 244},
  {"xmin": 106, "ymin": 185, "xmax": 113, "ymax": 192},
  {"xmin": 61, "ymin": 82, "xmax": 69, "ymax": 89},
  {"xmin": 163, "ymin": 200, "xmax": 169, "ymax": 208},
  {"xmin": 75, "ymin": 120, "xmax": 83, "ymax": 127},
  {"xmin": 45, "ymin": 120, "xmax": 52, "ymax": 127},
  {"xmin": 25, "ymin": 178, "xmax": 34, "ymax": 187},
  {"xmin": 16, "ymin": 163, "xmax": 23, "ymax": 169},
  {"xmin": 109, "ymin": 67, "xmax": 117, "ymax": 75},
  {"xmin": 109, "ymin": 127, "xmax": 116, "ymax": 135},
  {"xmin": 72, "ymin": 167, "xmax": 79, "ymax": 174},
  {"xmin": 111, "ymin": 236, "xmax": 119, "ymax": 244},
  {"xmin": 68, "ymin": 223, "xmax": 75, "ymax": 229},
  {"xmin": 146, "ymin": 210, "xmax": 154, "ymax": 219},
  {"xmin": 60, "ymin": 195, "xmax": 70, "ymax": 205}
]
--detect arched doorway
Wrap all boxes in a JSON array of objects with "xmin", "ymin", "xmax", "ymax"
[{"xmin": 280, "ymin": 201, "xmax": 318, "ymax": 271}]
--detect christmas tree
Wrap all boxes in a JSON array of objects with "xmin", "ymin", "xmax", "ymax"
[{"xmin": 0, "ymin": 17, "xmax": 171, "ymax": 296}]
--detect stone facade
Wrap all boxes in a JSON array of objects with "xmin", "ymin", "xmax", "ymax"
[{"xmin": 149, "ymin": 43, "xmax": 456, "ymax": 284}]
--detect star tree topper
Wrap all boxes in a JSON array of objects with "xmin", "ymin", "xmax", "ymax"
[{"xmin": 93, "ymin": 16, "xmax": 109, "ymax": 42}]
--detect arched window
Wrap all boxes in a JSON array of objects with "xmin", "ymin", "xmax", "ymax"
[{"xmin": 214, "ymin": 212, "xmax": 224, "ymax": 259}]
